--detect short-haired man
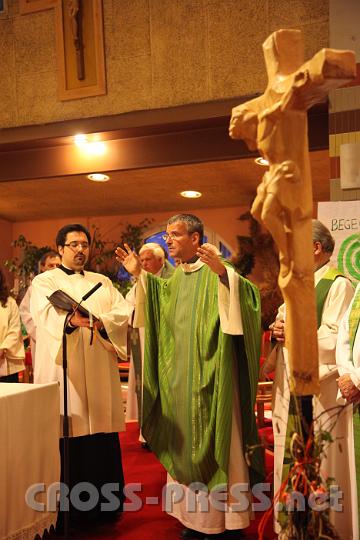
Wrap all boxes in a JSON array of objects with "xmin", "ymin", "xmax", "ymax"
[
  {"xmin": 126, "ymin": 242, "xmax": 174, "ymax": 424},
  {"xmin": 30, "ymin": 224, "xmax": 132, "ymax": 530},
  {"xmin": 138, "ymin": 242, "xmax": 174, "ymax": 278},
  {"xmin": 266, "ymin": 219, "xmax": 354, "ymax": 538},
  {"xmin": 19, "ymin": 250, "xmax": 61, "ymax": 367},
  {"xmin": 116, "ymin": 213, "xmax": 263, "ymax": 538}
]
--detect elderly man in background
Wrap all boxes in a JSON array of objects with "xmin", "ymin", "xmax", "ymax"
[
  {"xmin": 19, "ymin": 250, "xmax": 61, "ymax": 367},
  {"xmin": 126, "ymin": 242, "xmax": 174, "ymax": 430},
  {"xmin": 265, "ymin": 219, "xmax": 355, "ymax": 538}
]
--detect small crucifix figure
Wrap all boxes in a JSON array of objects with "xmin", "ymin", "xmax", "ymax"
[
  {"xmin": 230, "ymin": 29, "xmax": 355, "ymax": 395},
  {"xmin": 67, "ymin": 0, "xmax": 85, "ymax": 80}
]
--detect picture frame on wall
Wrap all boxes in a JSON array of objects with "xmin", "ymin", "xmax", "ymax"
[{"xmin": 0, "ymin": 0, "xmax": 8, "ymax": 18}]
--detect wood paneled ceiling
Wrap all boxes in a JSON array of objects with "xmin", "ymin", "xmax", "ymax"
[
  {"xmin": 0, "ymin": 99, "xmax": 330, "ymax": 222},
  {"xmin": 0, "ymin": 151, "xmax": 329, "ymax": 222}
]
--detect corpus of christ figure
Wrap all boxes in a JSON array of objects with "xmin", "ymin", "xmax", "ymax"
[{"xmin": 230, "ymin": 29, "xmax": 355, "ymax": 395}]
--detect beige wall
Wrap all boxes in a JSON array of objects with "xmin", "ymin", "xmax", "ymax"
[
  {"xmin": 0, "ymin": 0, "xmax": 329, "ymax": 128},
  {"xmin": 10, "ymin": 206, "xmax": 250, "ymax": 258}
]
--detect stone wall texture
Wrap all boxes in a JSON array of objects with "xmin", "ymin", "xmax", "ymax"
[{"xmin": 0, "ymin": 0, "xmax": 329, "ymax": 127}]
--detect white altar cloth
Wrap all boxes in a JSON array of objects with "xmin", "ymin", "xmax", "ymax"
[{"xmin": 0, "ymin": 382, "xmax": 60, "ymax": 540}]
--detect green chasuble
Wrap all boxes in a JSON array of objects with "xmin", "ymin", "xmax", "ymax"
[{"xmin": 141, "ymin": 263, "xmax": 264, "ymax": 490}]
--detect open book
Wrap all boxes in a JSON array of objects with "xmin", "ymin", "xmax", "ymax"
[{"xmin": 47, "ymin": 290, "xmax": 99, "ymax": 322}]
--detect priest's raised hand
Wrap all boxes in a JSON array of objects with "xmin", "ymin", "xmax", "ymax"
[
  {"xmin": 115, "ymin": 243, "xmax": 142, "ymax": 277},
  {"xmin": 196, "ymin": 243, "xmax": 226, "ymax": 277}
]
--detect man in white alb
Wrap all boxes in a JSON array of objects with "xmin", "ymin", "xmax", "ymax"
[{"xmin": 30, "ymin": 223, "xmax": 132, "ymax": 530}]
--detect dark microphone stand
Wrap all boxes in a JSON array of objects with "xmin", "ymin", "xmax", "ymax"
[{"xmin": 60, "ymin": 282, "xmax": 103, "ymax": 539}]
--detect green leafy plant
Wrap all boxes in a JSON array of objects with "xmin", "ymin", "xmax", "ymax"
[{"xmin": 4, "ymin": 235, "xmax": 52, "ymax": 297}]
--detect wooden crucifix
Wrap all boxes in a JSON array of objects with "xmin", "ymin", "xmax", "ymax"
[
  {"xmin": 67, "ymin": 0, "xmax": 85, "ymax": 80},
  {"xmin": 230, "ymin": 29, "xmax": 355, "ymax": 396},
  {"xmin": 19, "ymin": 0, "xmax": 106, "ymax": 100}
]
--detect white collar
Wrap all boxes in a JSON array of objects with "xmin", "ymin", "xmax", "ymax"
[
  {"xmin": 180, "ymin": 258, "xmax": 205, "ymax": 273},
  {"xmin": 314, "ymin": 262, "xmax": 331, "ymax": 286}
]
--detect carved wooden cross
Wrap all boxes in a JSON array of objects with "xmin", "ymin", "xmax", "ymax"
[
  {"xmin": 67, "ymin": 0, "xmax": 85, "ymax": 80},
  {"xmin": 230, "ymin": 29, "xmax": 355, "ymax": 395}
]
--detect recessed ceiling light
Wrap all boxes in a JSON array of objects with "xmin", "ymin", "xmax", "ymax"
[
  {"xmin": 255, "ymin": 157, "xmax": 269, "ymax": 166},
  {"xmin": 87, "ymin": 173, "xmax": 110, "ymax": 182},
  {"xmin": 180, "ymin": 190, "xmax": 202, "ymax": 198}
]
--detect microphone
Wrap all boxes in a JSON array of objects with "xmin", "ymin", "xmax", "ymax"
[
  {"xmin": 81, "ymin": 282, "xmax": 103, "ymax": 302},
  {"xmin": 70, "ymin": 282, "xmax": 103, "ymax": 320}
]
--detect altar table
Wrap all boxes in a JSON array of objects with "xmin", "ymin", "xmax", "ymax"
[{"xmin": 0, "ymin": 383, "xmax": 60, "ymax": 540}]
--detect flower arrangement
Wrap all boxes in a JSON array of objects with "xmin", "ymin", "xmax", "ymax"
[{"xmin": 258, "ymin": 399, "xmax": 346, "ymax": 540}]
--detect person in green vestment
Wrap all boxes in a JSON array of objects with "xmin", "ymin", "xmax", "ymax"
[
  {"xmin": 337, "ymin": 281, "xmax": 360, "ymax": 539},
  {"xmin": 116, "ymin": 214, "xmax": 264, "ymax": 539},
  {"xmin": 264, "ymin": 219, "xmax": 355, "ymax": 538},
  {"xmin": 126, "ymin": 242, "xmax": 175, "ymax": 441}
]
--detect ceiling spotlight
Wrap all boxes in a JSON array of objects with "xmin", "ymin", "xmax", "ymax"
[
  {"xmin": 74, "ymin": 133, "xmax": 88, "ymax": 147},
  {"xmin": 255, "ymin": 157, "xmax": 269, "ymax": 166},
  {"xmin": 180, "ymin": 190, "xmax": 202, "ymax": 198},
  {"xmin": 87, "ymin": 173, "xmax": 110, "ymax": 182}
]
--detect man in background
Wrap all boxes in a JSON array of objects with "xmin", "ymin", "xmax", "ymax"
[
  {"xmin": 265, "ymin": 219, "xmax": 354, "ymax": 538},
  {"xmin": 126, "ymin": 242, "xmax": 174, "ymax": 426},
  {"xmin": 19, "ymin": 250, "xmax": 61, "ymax": 367}
]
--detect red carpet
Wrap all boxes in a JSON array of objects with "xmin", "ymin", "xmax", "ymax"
[{"xmin": 63, "ymin": 422, "xmax": 276, "ymax": 539}]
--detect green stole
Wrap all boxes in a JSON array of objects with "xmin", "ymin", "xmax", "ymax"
[
  {"xmin": 348, "ymin": 287, "xmax": 360, "ymax": 521},
  {"xmin": 315, "ymin": 267, "xmax": 345, "ymax": 329},
  {"xmin": 279, "ymin": 268, "xmax": 346, "ymax": 526},
  {"xmin": 142, "ymin": 264, "xmax": 264, "ymax": 490}
]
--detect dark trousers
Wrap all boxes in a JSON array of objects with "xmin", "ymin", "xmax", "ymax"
[{"xmin": 57, "ymin": 432, "xmax": 124, "ymax": 531}]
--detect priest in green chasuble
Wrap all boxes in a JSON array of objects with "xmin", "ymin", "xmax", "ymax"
[{"xmin": 116, "ymin": 214, "xmax": 264, "ymax": 538}]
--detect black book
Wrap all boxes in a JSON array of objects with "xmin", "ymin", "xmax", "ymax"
[{"xmin": 47, "ymin": 290, "xmax": 99, "ymax": 322}]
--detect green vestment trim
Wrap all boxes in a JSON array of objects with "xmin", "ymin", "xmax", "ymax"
[
  {"xmin": 353, "ymin": 409, "xmax": 360, "ymax": 523},
  {"xmin": 131, "ymin": 262, "xmax": 175, "ymax": 418},
  {"xmin": 349, "ymin": 288, "xmax": 360, "ymax": 363},
  {"xmin": 348, "ymin": 291, "xmax": 360, "ymax": 527},
  {"xmin": 142, "ymin": 264, "xmax": 264, "ymax": 489},
  {"xmin": 315, "ymin": 267, "xmax": 344, "ymax": 329}
]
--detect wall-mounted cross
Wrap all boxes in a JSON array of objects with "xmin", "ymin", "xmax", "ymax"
[{"xmin": 19, "ymin": 0, "xmax": 106, "ymax": 100}]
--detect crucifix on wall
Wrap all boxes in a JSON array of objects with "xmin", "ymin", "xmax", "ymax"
[
  {"xmin": 19, "ymin": 0, "xmax": 106, "ymax": 100},
  {"xmin": 230, "ymin": 29, "xmax": 356, "ymax": 396}
]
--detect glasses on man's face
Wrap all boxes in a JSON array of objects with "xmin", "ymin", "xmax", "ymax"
[
  {"xmin": 162, "ymin": 232, "xmax": 183, "ymax": 241},
  {"xmin": 64, "ymin": 241, "xmax": 90, "ymax": 251}
]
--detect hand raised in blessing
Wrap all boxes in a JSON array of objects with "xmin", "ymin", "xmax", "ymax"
[
  {"xmin": 115, "ymin": 243, "xmax": 142, "ymax": 277},
  {"xmin": 196, "ymin": 243, "xmax": 226, "ymax": 277}
]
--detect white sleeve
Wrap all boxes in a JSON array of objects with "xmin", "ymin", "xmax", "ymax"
[
  {"xmin": 19, "ymin": 287, "xmax": 37, "ymax": 341},
  {"xmin": 218, "ymin": 266, "xmax": 243, "ymax": 335},
  {"xmin": 336, "ymin": 289, "xmax": 360, "ymax": 385},
  {"xmin": 318, "ymin": 277, "xmax": 354, "ymax": 380},
  {"xmin": 133, "ymin": 271, "xmax": 148, "ymax": 329},
  {"xmin": 0, "ymin": 298, "xmax": 25, "ymax": 359},
  {"xmin": 98, "ymin": 279, "xmax": 133, "ymax": 360}
]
